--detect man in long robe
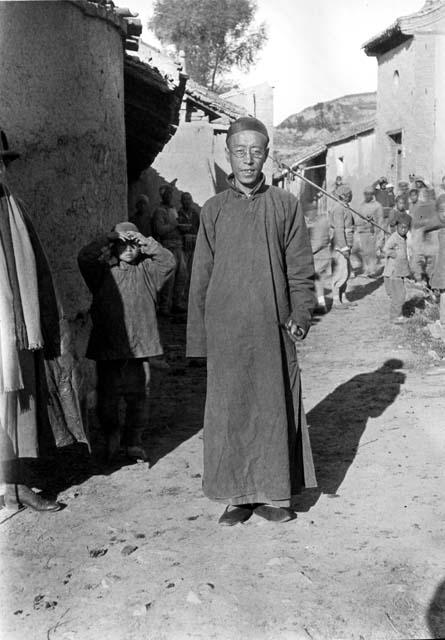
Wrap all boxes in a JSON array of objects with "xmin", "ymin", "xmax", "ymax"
[{"xmin": 186, "ymin": 117, "xmax": 317, "ymax": 526}]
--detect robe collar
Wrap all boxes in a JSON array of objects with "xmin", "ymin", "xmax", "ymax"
[{"xmin": 226, "ymin": 173, "xmax": 268, "ymax": 199}]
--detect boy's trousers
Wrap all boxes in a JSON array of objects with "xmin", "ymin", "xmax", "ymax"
[
  {"xmin": 96, "ymin": 359, "xmax": 150, "ymax": 447},
  {"xmin": 384, "ymin": 276, "xmax": 406, "ymax": 320}
]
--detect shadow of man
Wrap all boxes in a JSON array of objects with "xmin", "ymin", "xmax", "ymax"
[
  {"xmin": 427, "ymin": 579, "xmax": 445, "ymax": 639},
  {"xmin": 295, "ymin": 359, "xmax": 405, "ymax": 511}
]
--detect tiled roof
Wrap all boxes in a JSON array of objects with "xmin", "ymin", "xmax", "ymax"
[
  {"xmin": 185, "ymin": 79, "xmax": 248, "ymax": 122},
  {"xmin": 276, "ymin": 120, "xmax": 376, "ymax": 179},
  {"xmin": 363, "ymin": 0, "xmax": 445, "ymax": 56},
  {"xmin": 124, "ymin": 55, "xmax": 187, "ymax": 179}
]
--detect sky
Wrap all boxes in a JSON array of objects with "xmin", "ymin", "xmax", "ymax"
[{"xmin": 124, "ymin": 0, "xmax": 424, "ymax": 124}]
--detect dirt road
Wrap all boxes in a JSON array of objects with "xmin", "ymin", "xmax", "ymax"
[{"xmin": 1, "ymin": 276, "xmax": 444, "ymax": 640}]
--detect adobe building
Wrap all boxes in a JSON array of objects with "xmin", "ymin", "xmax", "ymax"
[
  {"xmin": 274, "ymin": 121, "xmax": 376, "ymax": 211},
  {"xmin": 363, "ymin": 0, "xmax": 445, "ymax": 186},
  {"xmin": 0, "ymin": 0, "xmax": 184, "ymax": 318}
]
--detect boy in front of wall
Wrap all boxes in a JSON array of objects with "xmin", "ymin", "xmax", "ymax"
[
  {"xmin": 78, "ymin": 222, "xmax": 175, "ymax": 462},
  {"xmin": 382, "ymin": 213, "xmax": 412, "ymax": 325}
]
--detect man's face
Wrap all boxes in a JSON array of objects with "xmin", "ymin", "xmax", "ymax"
[
  {"xmin": 415, "ymin": 180, "xmax": 424, "ymax": 190},
  {"xmin": 364, "ymin": 191, "xmax": 373, "ymax": 203},
  {"xmin": 161, "ymin": 188, "xmax": 173, "ymax": 206},
  {"xmin": 397, "ymin": 222, "xmax": 409, "ymax": 237},
  {"xmin": 181, "ymin": 194, "xmax": 192, "ymax": 209},
  {"xmin": 396, "ymin": 199, "xmax": 405, "ymax": 211},
  {"xmin": 116, "ymin": 240, "xmax": 141, "ymax": 264},
  {"xmin": 226, "ymin": 130, "xmax": 268, "ymax": 191},
  {"xmin": 410, "ymin": 191, "xmax": 418, "ymax": 204},
  {"xmin": 380, "ymin": 181, "xmax": 387, "ymax": 190},
  {"xmin": 136, "ymin": 199, "xmax": 149, "ymax": 215}
]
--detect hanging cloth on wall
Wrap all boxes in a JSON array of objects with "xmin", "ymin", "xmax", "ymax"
[
  {"xmin": 6, "ymin": 190, "xmax": 43, "ymax": 351},
  {"xmin": 0, "ymin": 237, "xmax": 23, "ymax": 393}
]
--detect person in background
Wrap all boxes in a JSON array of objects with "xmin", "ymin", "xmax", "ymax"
[
  {"xmin": 331, "ymin": 175, "xmax": 343, "ymax": 197},
  {"xmin": 389, "ymin": 195, "xmax": 412, "ymax": 233},
  {"xmin": 397, "ymin": 181, "xmax": 410, "ymax": 210},
  {"xmin": 153, "ymin": 185, "xmax": 187, "ymax": 317},
  {"xmin": 372, "ymin": 176, "xmax": 392, "ymax": 235},
  {"xmin": 352, "ymin": 187, "xmax": 383, "ymax": 278},
  {"xmin": 382, "ymin": 213, "xmax": 412, "ymax": 324},
  {"xmin": 187, "ymin": 116, "xmax": 316, "ymax": 526},
  {"xmin": 305, "ymin": 207, "xmax": 330, "ymax": 313},
  {"xmin": 329, "ymin": 184, "xmax": 355, "ymax": 309},
  {"xmin": 78, "ymin": 222, "xmax": 175, "ymax": 462},
  {"xmin": 177, "ymin": 191, "xmax": 200, "ymax": 297},
  {"xmin": 409, "ymin": 188, "xmax": 419, "ymax": 216},
  {"xmin": 130, "ymin": 194, "xmax": 153, "ymax": 238},
  {"xmin": 386, "ymin": 183, "xmax": 396, "ymax": 208},
  {"xmin": 410, "ymin": 187, "xmax": 438, "ymax": 286}
]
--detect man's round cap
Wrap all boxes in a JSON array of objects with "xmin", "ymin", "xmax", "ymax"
[
  {"xmin": 226, "ymin": 117, "xmax": 269, "ymax": 143},
  {"xmin": 363, "ymin": 186, "xmax": 374, "ymax": 193},
  {"xmin": 398, "ymin": 180, "xmax": 409, "ymax": 188},
  {"xmin": 114, "ymin": 221, "xmax": 139, "ymax": 234}
]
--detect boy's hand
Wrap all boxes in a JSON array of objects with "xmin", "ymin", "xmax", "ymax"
[{"xmin": 140, "ymin": 236, "xmax": 161, "ymax": 254}]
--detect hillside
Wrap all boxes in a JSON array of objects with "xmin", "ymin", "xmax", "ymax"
[{"xmin": 274, "ymin": 92, "xmax": 376, "ymax": 165}]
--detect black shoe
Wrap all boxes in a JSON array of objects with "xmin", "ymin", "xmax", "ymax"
[
  {"xmin": 253, "ymin": 504, "xmax": 296, "ymax": 523},
  {"xmin": 218, "ymin": 505, "xmax": 253, "ymax": 526},
  {"xmin": 5, "ymin": 485, "xmax": 62, "ymax": 512}
]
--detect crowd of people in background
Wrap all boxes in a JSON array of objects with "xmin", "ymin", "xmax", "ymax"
[{"xmin": 307, "ymin": 173, "xmax": 445, "ymax": 324}]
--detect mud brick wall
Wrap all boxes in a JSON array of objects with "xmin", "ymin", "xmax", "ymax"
[
  {"xmin": 0, "ymin": 0, "xmax": 127, "ymax": 319},
  {"xmin": 373, "ymin": 35, "xmax": 436, "ymax": 184}
]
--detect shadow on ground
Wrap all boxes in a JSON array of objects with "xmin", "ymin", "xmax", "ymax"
[
  {"xmin": 294, "ymin": 359, "xmax": 406, "ymax": 512},
  {"xmin": 427, "ymin": 579, "xmax": 445, "ymax": 639},
  {"xmin": 347, "ymin": 275, "xmax": 383, "ymax": 302},
  {"xmin": 21, "ymin": 317, "xmax": 206, "ymax": 498}
]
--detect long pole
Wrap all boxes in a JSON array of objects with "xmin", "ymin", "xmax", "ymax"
[{"xmin": 280, "ymin": 163, "xmax": 390, "ymax": 236}]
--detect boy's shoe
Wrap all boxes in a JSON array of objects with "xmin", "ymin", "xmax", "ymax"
[
  {"xmin": 126, "ymin": 445, "xmax": 149, "ymax": 462},
  {"xmin": 393, "ymin": 316, "xmax": 408, "ymax": 324}
]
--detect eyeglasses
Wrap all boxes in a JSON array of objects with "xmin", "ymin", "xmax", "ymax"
[{"xmin": 229, "ymin": 146, "xmax": 266, "ymax": 159}]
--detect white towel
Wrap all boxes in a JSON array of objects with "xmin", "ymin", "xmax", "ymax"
[
  {"xmin": 7, "ymin": 194, "xmax": 43, "ymax": 350},
  {"xmin": 0, "ymin": 238, "xmax": 23, "ymax": 392}
]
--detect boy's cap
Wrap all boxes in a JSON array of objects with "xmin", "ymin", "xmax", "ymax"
[
  {"xmin": 114, "ymin": 221, "xmax": 138, "ymax": 234},
  {"xmin": 396, "ymin": 212, "xmax": 411, "ymax": 227},
  {"xmin": 398, "ymin": 180, "xmax": 409, "ymax": 188}
]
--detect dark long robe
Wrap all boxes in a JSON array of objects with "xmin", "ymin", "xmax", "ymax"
[{"xmin": 186, "ymin": 176, "xmax": 317, "ymax": 506}]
